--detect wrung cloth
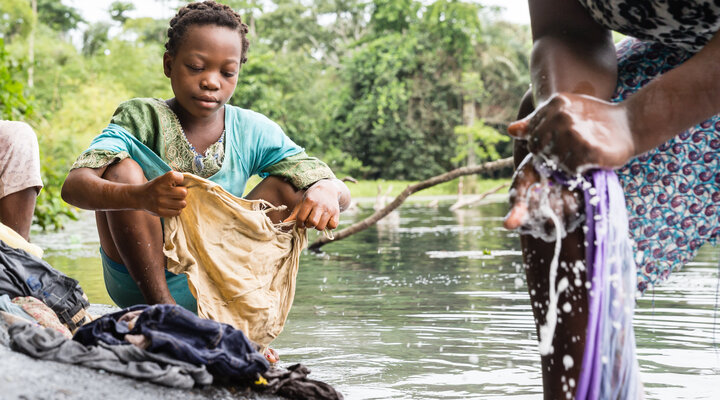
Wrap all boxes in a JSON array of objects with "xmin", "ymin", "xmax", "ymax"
[
  {"xmin": 574, "ymin": 170, "xmax": 641, "ymax": 399},
  {"xmin": 8, "ymin": 321, "xmax": 212, "ymax": 388},
  {"xmin": 163, "ymin": 173, "xmax": 307, "ymax": 348}
]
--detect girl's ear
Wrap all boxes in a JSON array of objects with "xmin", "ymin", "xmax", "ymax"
[{"xmin": 163, "ymin": 52, "xmax": 173, "ymax": 78}]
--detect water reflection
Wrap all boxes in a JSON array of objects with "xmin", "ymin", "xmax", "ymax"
[{"xmin": 34, "ymin": 201, "xmax": 720, "ymax": 399}]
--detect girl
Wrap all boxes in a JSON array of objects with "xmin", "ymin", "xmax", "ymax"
[{"xmin": 61, "ymin": 1, "xmax": 350, "ymax": 321}]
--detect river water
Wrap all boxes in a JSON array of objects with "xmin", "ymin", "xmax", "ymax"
[{"xmin": 33, "ymin": 199, "xmax": 720, "ymax": 399}]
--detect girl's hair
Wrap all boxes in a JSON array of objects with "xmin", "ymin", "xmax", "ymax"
[{"xmin": 165, "ymin": 1, "xmax": 250, "ymax": 64}]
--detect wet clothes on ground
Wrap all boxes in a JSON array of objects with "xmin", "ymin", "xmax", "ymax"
[
  {"xmin": 73, "ymin": 304, "xmax": 270, "ymax": 382},
  {"xmin": 8, "ymin": 320, "xmax": 212, "ymax": 389}
]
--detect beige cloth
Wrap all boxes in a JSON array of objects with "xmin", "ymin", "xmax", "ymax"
[
  {"xmin": 164, "ymin": 174, "xmax": 307, "ymax": 348},
  {"xmin": 0, "ymin": 121, "xmax": 43, "ymax": 198},
  {"xmin": 0, "ymin": 221, "xmax": 43, "ymax": 258}
]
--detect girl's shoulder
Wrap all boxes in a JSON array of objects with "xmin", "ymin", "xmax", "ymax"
[
  {"xmin": 110, "ymin": 98, "xmax": 171, "ymax": 142},
  {"xmin": 224, "ymin": 104, "xmax": 283, "ymax": 134}
]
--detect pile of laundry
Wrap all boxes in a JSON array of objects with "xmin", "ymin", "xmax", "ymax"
[{"xmin": 0, "ymin": 225, "xmax": 343, "ymax": 400}]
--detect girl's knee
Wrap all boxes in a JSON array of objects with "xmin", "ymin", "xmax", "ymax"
[{"xmin": 102, "ymin": 158, "xmax": 147, "ymax": 184}]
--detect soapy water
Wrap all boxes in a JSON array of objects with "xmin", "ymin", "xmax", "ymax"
[{"xmin": 511, "ymin": 154, "xmax": 586, "ymax": 243}]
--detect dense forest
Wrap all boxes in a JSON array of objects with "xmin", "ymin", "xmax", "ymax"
[{"xmin": 0, "ymin": 0, "xmax": 531, "ymax": 229}]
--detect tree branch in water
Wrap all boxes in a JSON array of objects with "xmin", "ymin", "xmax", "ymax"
[{"xmin": 308, "ymin": 157, "xmax": 514, "ymax": 251}]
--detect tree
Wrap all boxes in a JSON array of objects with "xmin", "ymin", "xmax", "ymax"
[
  {"xmin": 0, "ymin": 38, "xmax": 30, "ymax": 120},
  {"xmin": 110, "ymin": 1, "xmax": 136, "ymax": 25},
  {"xmin": 37, "ymin": 0, "xmax": 84, "ymax": 33}
]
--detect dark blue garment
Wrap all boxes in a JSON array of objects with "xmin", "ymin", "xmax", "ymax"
[{"xmin": 73, "ymin": 304, "xmax": 269, "ymax": 380}]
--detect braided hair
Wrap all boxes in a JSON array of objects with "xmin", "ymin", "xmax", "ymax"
[{"xmin": 165, "ymin": 1, "xmax": 250, "ymax": 64}]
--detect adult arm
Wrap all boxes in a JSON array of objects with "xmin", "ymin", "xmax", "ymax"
[{"xmin": 513, "ymin": 1, "xmax": 720, "ymax": 172}]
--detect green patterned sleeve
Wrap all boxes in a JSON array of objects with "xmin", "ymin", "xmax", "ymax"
[
  {"xmin": 70, "ymin": 149, "xmax": 131, "ymax": 170},
  {"xmin": 262, "ymin": 151, "xmax": 336, "ymax": 189}
]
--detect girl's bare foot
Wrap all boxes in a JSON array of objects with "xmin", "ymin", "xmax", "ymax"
[{"xmin": 264, "ymin": 348, "xmax": 279, "ymax": 363}]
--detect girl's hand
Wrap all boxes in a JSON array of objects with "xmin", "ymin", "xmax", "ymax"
[
  {"xmin": 508, "ymin": 93, "xmax": 635, "ymax": 174},
  {"xmin": 284, "ymin": 179, "xmax": 341, "ymax": 231},
  {"xmin": 139, "ymin": 171, "xmax": 187, "ymax": 217},
  {"xmin": 504, "ymin": 154, "xmax": 584, "ymax": 242}
]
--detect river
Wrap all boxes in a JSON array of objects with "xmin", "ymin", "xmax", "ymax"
[{"xmin": 32, "ymin": 198, "xmax": 720, "ymax": 399}]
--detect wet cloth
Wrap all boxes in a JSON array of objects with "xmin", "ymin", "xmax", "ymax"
[
  {"xmin": 0, "ymin": 120, "xmax": 43, "ymax": 199},
  {"xmin": 612, "ymin": 38, "xmax": 720, "ymax": 291},
  {"xmin": 260, "ymin": 364, "xmax": 345, "ymax": 400},
  {"xmin": 164, "ymin": 174, "xmax": 308, "ymax": 348},
  {"xmin": 8, "ymin": 321, "xmax": 212, "ymax": 389},
  {"xmin": 0, "ymin": 241, "xmax": 91, "ymax": 331},
  {"xmin": 575, "ymin": 170, "xmax": 640, "ymax": 400},
  {"xmin": 73, "ymin": 304, "xmax": 269, "ymax": 382},
  {"xmin": 100, "ymin": 246, "xmax": 197, "ymax": 312},
  {"xmin": 70, "ymin": 98, "xmax": 335, "ymax": 196},
  {"xmin": 12, "ymin": 296, "xmax": 72, "ymax": 339}
]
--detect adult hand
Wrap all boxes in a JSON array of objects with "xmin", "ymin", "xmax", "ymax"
[
  {"xmin": 284, "ymin": 179, "xmax": 341, "ymax": 231},
  {"xmin": 508, "ymin": 92, "xmax": 635, "ymax": 174},
  {"xmin": 139, "ymin": 171, "xmax": 187, "ymax": 217},
  {"xmin": 504, "ymin": 154, "xmax": 584, "ymax": 242}
]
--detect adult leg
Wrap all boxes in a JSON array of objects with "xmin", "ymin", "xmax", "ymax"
[
  {"xmin": 245, "ymin": 175, "xmax": 304, "ymax": 223},
  {"xmin": 95, "ymin": 158, "xmax": 174, "ymax": 305},
  {"xmin": 0, "ymin": 187, "xmax": 37, "ymax": 241},
  {"xmin": 514, "ymin": 90, "xmax": 589, "ymax": 399},
  {"xmin": 0, "ymin": 121, "xmax": 42, "ymax": 241}
]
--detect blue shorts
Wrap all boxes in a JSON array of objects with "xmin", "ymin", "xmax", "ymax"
[{"xmin": 100, "ymin": 247, "xmax": 197, "ymax": 313}]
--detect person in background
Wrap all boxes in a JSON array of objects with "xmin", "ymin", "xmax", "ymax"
[
  {"xmin": 0, "ymin": 121, "xmax": 42, "ymax": 241},
  {"xmin": 504, "ymin": 0, "xmax": 720, "ymax": 398}
]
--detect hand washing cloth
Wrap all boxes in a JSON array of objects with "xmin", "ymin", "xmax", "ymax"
[
  {"xmin": 164, "ymin": 173, "xmax": 308, "ymax": 348},
  {"xmin": 73, "ymin": 304, "xmax": 269, "ymax": 381},
  {"xmin": 9, "ymin": 321, "xmax": 212, "ymax": 389}
]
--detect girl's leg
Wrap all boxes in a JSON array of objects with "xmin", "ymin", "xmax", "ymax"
[
  {"xmin": 514, "ymin": 90, "xmax": 589, "ymax": 399},
  {"xmin": 245, "ymin": 175, "xmax": 304, "ymax": 223},
  {"xmin": 95, "ymin": 158, "xmax": 174, "ymax": 305}
]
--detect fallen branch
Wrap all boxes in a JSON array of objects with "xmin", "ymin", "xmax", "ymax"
[
  {"xmin": 449, "ymin": 182, "xmax": 509, "ymax": 211},
  {"xmin": 308, "ymin": 157, "xmax": 513, "ymax": 251}
]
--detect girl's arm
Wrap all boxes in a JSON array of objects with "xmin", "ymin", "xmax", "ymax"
[{"xmin": 62, "ymin": 166, "xmax": 187, "ymax": 216}]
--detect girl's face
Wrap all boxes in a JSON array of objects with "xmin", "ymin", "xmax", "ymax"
[{"xmin": 163, "ymin": 24, "xmax": 243, "ymax": 120}]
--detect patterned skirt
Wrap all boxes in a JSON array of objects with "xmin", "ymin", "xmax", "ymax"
[{"xmin": 614, "ymin": 38, "xmax": 720, "ymax": 292}]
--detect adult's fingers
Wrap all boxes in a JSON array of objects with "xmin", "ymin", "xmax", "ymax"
[{"xmin": 507, "ymin": 117, "xmax": 531, "ymax": 139}]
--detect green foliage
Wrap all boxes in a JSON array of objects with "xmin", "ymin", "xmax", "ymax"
[
  {"xmin": 453, "ymin": 119, "xmax": 509, "ymax": 165},
  {"xmin": 0, "ymin": 38, "xmax": 30, "ymax": 119},
  {"xmin": 37, "ymin": 0, "xmax": 84, "ymax": 33},
  {"xmin": 0, "ymin": 0, "xmax": 33, "ymax": 41}
]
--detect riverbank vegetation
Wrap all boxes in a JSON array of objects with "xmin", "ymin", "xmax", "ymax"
[{"xmin": 0, "ymin": 0, "xmax": 530, "ymax": 230}]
